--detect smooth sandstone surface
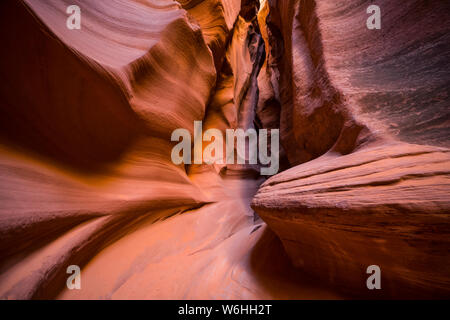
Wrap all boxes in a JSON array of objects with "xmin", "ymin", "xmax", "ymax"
[
  {"xmin": 0, "ymin": 0, "xmax": 449, "ymax": 299},
  {"xmin": 252, "ymin": 141, "xmax": 450, "ymax": 297},
  {"xmin": 251, "ymin": 0, "xmax": 450, "ymax": 298}
]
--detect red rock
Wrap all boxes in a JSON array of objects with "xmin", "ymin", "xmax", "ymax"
[{"xmin": 0, "ymin": 0, "xmax": 449, "ymax": 299}]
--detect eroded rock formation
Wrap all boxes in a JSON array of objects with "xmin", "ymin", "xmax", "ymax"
[
  {"xmin": 252, "ymin": 0, "xmax": 450, "ymax": 298},
  {"xmin": 0, "ymin": 0, "xmax": 448, "ymax": 299}
]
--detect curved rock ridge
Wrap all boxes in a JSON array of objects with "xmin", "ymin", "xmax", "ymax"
[
  {"xmin": 251, "ymin": 0, "xmax": 450, "ymax": 297},
  {"xmin": 258, "ymin": 0, "xmax": 450, "ymax": 166},
  {"xmin": 252, "ymin": 141, "xmax": 450, "ymax": 225},
  {"xmin": 252, "ymin": 141, "xmax": 450, "ymax": 298},
  {"xmin": 251, "ymin": 143, "xmax": 450, "ymax": 297},
  {"xmin": 0, "ymin": 0, "xmax": 215, "ymax": 299}
]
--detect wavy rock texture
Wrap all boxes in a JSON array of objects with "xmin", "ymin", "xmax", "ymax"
[
  {"xmin": 0, "ymin": 0, "xmax": 449, "ymax": 299},
  {"xmin": 253, "ymin": 142, "xmax": 450, "ymax": 297},
  {"xmin": 251, "ymin": 0, "xmax": 450, "ymax": 298},
  {"xmin": 0, "ymin": 0, "xmax": 215, "ymax": 299}
]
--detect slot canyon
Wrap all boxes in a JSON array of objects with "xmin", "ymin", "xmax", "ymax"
[{"xmin": 0, "ymin": 0, "xmax": 449, "ymax": 299}]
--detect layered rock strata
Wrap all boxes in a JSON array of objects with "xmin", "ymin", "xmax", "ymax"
[
  {"xmin": 251, "ymin": 0, "xmax": 450, "ymax": 298},
  {"xmin": 0, "ymin": 0, "xmax": 448, "ymax": 299}
]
